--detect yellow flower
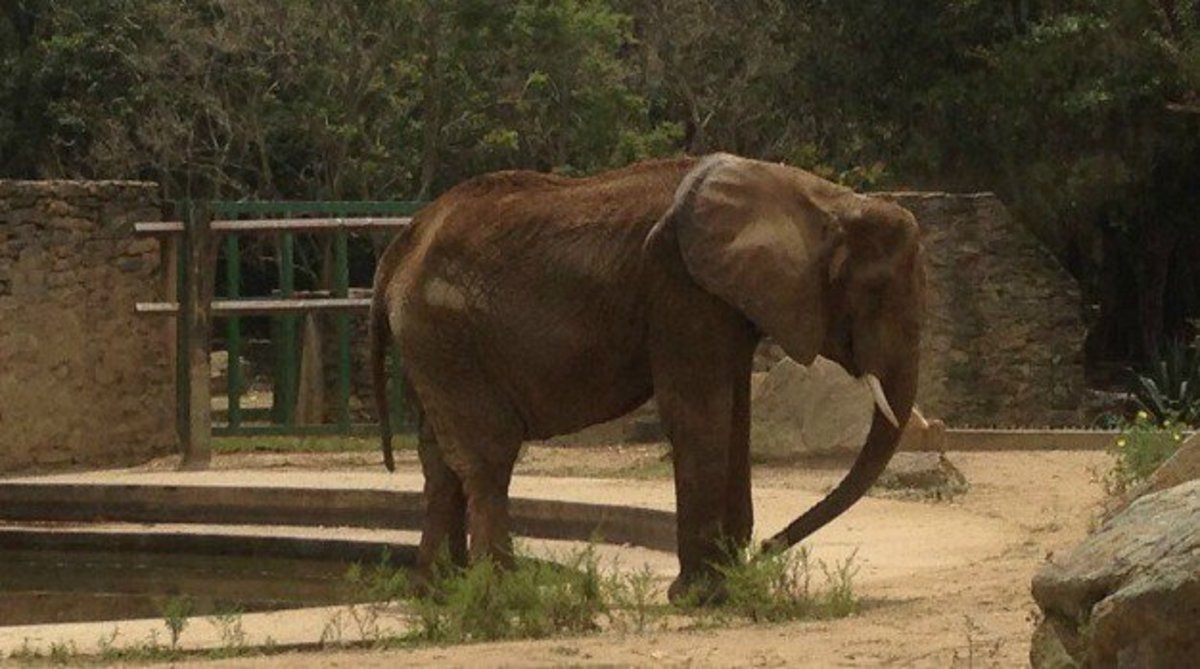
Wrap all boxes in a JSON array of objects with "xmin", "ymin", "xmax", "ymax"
[
  {"xmin": 1116, "ymin": 438, "xmax": 1127, "ymax": 448},
  {"xmin": 1174, "ymin": 433, "xmax": 1183, "ymax": 442},
  {"xmin": 1136, "ymin": 410, "xmax": 1149, "ymax": 421},
  {"xmin": 1163, "ymin": 420, "xmax": 1172, "ymax": 428}
]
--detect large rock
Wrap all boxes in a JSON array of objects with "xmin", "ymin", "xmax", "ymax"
[
  {"xmin": 750, "ymin": 356, "xmax": 947, "ymax": 459},
  {"xmin": 546, "ymin": 346, "xmax": 947, "ymax": 453},
  {"xmin": 874, "ymin": 452, "xmax": 967, "ymax": 497},
  {"xmin": 1030, "ymin": 479, "xmax": 1200, "ymax": 668},
  {"xmin": 751, "ymin": 356, "xmax": 874, "ymax": 459}
]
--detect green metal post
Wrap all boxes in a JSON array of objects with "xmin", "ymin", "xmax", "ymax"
[
  {"xmin": 335, "ymin": 229, "xmax": 352, "ymax": 431},
  {"xmin": 224, "ymin": 234, "xmax": 242, "ymax": 429},
  {"xmin": 277, "ymin": 232, "xmax": 297, "ymax": 426}
]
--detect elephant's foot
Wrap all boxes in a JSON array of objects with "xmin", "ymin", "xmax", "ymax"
[
  {"xmin": 405, "ymin": 565, "xmax": 441, "ymax": 599},
  {"xmin": 667, "ymin": 571, "xmax": 728, "ymax": 607}
]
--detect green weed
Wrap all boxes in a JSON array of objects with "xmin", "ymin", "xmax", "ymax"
[
  {"xmin": 161, "ymin": 595, "xmax": 193, "ymax": 650},
  {"xmin": 406, "ymin": 548, "xmax": 610, "ymax": 643},
  {"xmin": 1104, "ymin": 411, "xmax": 1187, "ymax": 495},
  {"xmin": 709, "ymin": 544, "xmax": 860, "ymax": 623},
  {"xmin": 340, "ymin": 540, "xmax": 861, "ymax": 647},
  {"xmin": 206, "ymin": 608, "xmax": 247, "ymax": 657}
]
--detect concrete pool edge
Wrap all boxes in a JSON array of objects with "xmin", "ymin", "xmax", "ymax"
[
  {"xmin": 0, "ymin": 479, "xmax": 679, "ymax": 658},
  {"xmin": 0, "ymin": 481, "xmax": 678, "ymax": 553}
]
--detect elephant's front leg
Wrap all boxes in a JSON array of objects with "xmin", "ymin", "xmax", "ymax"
[
  {"xmin": 652, "ymin": 317, "xmax": 757, "ymax": 603},
  {"xmin": 724, "ymin": 350, "xmax": 754, "ymax": 547}
]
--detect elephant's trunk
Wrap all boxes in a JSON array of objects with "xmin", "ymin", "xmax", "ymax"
[{"xmin": 761, "ymin": 358, "xmax": 917, "ymax": 553}]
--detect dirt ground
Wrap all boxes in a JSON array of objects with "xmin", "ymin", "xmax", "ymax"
[{"xmin": 157, "ymin": 444, "xmax": 1109, "ymax": 669}]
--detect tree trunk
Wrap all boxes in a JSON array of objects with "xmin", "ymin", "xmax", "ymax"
[
  {"xmin": 1136, "ymin": 224, "xmax": 1177, "ymax": 360},
  {"xmin": 417, "ymin": 5, "xmax": 444, "ymax": 200}
]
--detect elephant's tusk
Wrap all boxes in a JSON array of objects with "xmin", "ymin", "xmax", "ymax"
[{"xmin": 862, "ymin": 373, "xmax": 900, "ymax": 428}]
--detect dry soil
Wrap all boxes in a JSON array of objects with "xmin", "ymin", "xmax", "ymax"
[{"xmin": 172, "ymin": 445, "xmax": 1109, "ymax": 669}]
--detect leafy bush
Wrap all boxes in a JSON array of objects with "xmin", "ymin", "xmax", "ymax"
[
  {"xmin": 1129, "ymin": 339, "xmax": 1200, "ymax": 426},
  {"xmin": 1104, "ymin": 411, "xmax": 1186, "ymax": 495}
]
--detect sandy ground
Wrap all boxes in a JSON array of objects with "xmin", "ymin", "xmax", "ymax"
[{"xmin": 6, "ymin": 445, "xmax": 1110, "ymax": 667}]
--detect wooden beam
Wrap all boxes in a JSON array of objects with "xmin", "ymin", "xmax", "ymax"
[{"xmin": 180, "ymin": 203, "xmax": 215, "ymax": 471}]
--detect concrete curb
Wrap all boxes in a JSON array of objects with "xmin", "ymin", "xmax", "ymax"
[{"xmin": 0, "ymin": 482, "xmax": 677, "ymax": 553}]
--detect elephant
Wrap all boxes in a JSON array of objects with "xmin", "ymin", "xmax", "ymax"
[{"xmin": 370, "ymin": 152, "xmax": 925, "ymax": 600}]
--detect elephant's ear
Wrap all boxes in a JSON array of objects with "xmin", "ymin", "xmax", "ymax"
[{"xmin": 649, "ymin": 154, "xmax": 844, "ymax": 364}]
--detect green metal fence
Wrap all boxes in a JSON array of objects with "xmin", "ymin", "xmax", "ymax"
[{"xmin": 136, "ymin": 200, "xmax": 424, "ymax": 465}]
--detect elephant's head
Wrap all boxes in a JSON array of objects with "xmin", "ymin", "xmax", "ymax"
[{"xmin": 649, "ymin": 153, "xmax": 925, "ymax": 552}]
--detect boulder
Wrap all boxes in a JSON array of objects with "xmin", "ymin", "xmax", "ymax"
[
  {"xmin": 750, "ymin": 356, "xmax": 947, "ymax": 459},
  {"xmin": 750, "ymin": 356, "xmax": 874, "ymax": 459},
  {"xmin": 210, "ymin": 349, "xmax": 256, "ymax": 397},
  {"xmin": 1030, "ymin": 479, "xmax": 1200, "ymax": 668},
  {"xmin": 874, "ymin": 452, "xmax": 967, "ymax": 496}
]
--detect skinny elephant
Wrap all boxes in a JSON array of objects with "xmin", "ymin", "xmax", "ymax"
[{"xmin": 370, "ymin": 153, "xmax": 925, "ymax": 600}]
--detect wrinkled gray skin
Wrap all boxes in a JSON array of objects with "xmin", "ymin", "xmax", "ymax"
[{"xmin": 371, "ymin": 153, "xmax": 925, "ymax": 600}]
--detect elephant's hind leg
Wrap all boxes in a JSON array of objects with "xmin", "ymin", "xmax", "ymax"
[
  {"xmin": 436, "ymin": 427, "xmax": 522, "ymax": 569},
  {"xmin": 415, "ymin": 415, "xmax": 468, "ymax": 576},
  {"xmin": 420, "ymin": 387, "xmax": 524, "ymax": 570}
]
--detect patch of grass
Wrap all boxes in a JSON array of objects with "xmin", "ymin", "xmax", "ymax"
[
  {"xmin": 608, "ymin": 563, "xmax": 664, "ymax": 634},
  {"xmin": 404, "ymin": 547, "xmax": 611, "ymax": 643},
  {"xmin": 674, "ymin": 543, "xmax": 861, "ymax": 624},
  {"xmin": 213, "ymin": 434, "xmax": 416, "ymax": 454},
  {"xmin": 337, "ymin": 540, "xmax": 861, "ymax": 648},
  {"xmin": 206, "ymin": 608, "xmax": 248, "ymax": 658},
  {"xmin": 1103, "ymin": 411, "xmax": 1186, "ymax": 495}
]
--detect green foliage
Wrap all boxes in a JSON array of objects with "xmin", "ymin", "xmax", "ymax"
[
  {"xmin": 404, "ymin": 549, "xmax": 609, "ymax": 643},
  {"xmin": 339, "ymin": 542, "xmax": 860, "ymax": 647},
  {"xmin": 1130, "ymin": 339, "xmax": 1200, "ymax": 425},
  {"xmin": 206, "ymin": 608, "xmax": 248, "ymax": 657},
  {"xmin": 703, "ymin": 544, "xmax": 860, "ymax": 623},
  {"xmin": 1105, "ymin": 411, "xmax": 1186, "ymax": 495},
  {"xmin": 3, "ymin": 1, "xmax": 1198, "ymax": 357},
  {"xmin": 161, "ymin": 595, "xmax": 193, "ymax": 650}
]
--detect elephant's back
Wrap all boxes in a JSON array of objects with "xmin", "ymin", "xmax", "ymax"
[{"xmin": 387, "ymin": 157, "xmax": 697, "ymax": 438}]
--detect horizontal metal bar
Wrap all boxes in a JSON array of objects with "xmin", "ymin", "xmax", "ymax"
[
  {"xmin": 212, "ymin": 217, "xmax": 412, "ymax": 232},
  {"xmin": 135, "ymin": 221, "xmax": 185, "ymax": 234},
  {"xmin": 210, "ymin": 200, "xmax": 425, "ymax": 216},
  {"xmin": 137, "ymin": 297, "xmax": 372, "ymax": 316},
  {"xmin": 135, "ymin": 217, "xmax": 411, "ymax": 236}
]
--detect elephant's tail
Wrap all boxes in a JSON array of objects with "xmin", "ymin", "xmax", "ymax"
[{"xmin": 370, "ymin": 280, "xmax": 395, "ymax": 472}]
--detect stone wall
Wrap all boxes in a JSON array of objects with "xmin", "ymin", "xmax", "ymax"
[
  {"xmin": 0, "ymin": 181, "xmax": 174, "ymax": 472},
  {"xmin": 881, "ymin": 192, "xmax": 1085, "ymax": 427}
]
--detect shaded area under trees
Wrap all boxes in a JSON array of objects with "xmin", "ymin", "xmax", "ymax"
[{"xmin": 2, "ymin": 0, "xmax": 1198, "ymax": 372}]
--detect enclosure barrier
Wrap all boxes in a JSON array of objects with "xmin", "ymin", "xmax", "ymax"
[{"xmin": 135, "ymin": 201, "xmax": 424, "ymax": 469}]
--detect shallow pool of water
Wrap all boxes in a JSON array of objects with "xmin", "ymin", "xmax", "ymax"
[{"xmin": 0, "ymin": 548, "xmax": 379, "ymax": 626}]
